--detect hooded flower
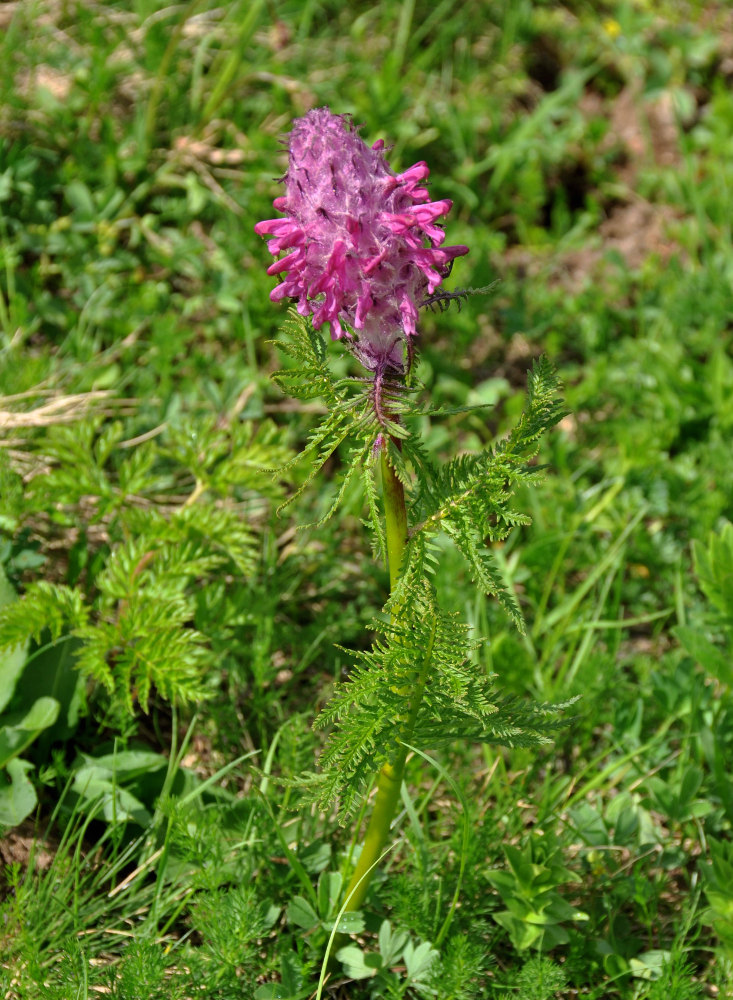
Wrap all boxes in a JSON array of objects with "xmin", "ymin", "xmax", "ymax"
[{"xmin": 255, "ymin": 108, "xmax": 468, "ymax": 373}]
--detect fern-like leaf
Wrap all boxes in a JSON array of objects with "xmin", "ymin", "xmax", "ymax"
[
  {"xmin": 311, "ymin": 575, "xmax": 571, "ymax": 819},
  {"xmin": 0, "ymin": 583, "xmax": 89, "ymax": 652},
  {"xmin": 270, "ymin": 311, "xmax": 345, "ymax": 407},
  {"xmin": 75, "ymin": 594, "xmax": 209, "ymax": 713},
  {"xmin": 399, "ymin": 360, "xmax": 565, "ymax": 625}
]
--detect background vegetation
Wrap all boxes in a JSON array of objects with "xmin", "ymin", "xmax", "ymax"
[{"xmin": 1, "ymin": 0, "xmax": 732, "ymax": 996}]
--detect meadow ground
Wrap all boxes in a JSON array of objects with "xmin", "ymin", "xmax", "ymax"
[{"xmin": 1, "ymin": 1, "xmax": 733, "ymax": 997}]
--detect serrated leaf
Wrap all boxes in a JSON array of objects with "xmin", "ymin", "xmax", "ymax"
[
  {"xmin": 286, "ymin": 895, "xmax": 320, "ymax": 931},
  {"xmin": 298, "ymin": 839, "xmax": 331, "ymax": 874},
  {"xmin": 403, "ymin": 939, "xmax": 439, "ymax": 981},
  {"xmin": 378, "ymin": 919, "xmax": 408, "ymax": 965}
]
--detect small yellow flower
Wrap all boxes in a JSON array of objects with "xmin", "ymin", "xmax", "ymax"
[{"xmin": 603, "ymin": 18, "xmax": 621, "ymax": 38}]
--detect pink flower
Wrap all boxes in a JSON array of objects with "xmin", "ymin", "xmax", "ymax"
[{"xmin": 255, "ymin": 108, "xmax": 468, "ymax": 373}]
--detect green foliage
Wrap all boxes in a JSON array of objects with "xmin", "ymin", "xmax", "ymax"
[
  {"xmin": 190, "ymin": 886, "xmax": 279, "ymax": 994},
  {"xmin": 271, "ymin": 310, "xmax": 344, "ymax": 407},
  {"xmin": 0, "ymin": 564, "xmax": 28, "ymax": 706},
  {"xmin": 271, "ymin": 317, "xmax": 568, "ymax": 818},
  {"xmin": 0, "ymin": 566, "xmax": 72, "ymax": 828},
  {"xmin": 637, "ymin": 951, "xmax": 704, "ymax": 1000},
  {"xmin": 0, "ymin": 409, "xmax": 290, "ymax": 715},
  {"xmin": 692, "ymin": 520, "xmax": 733, "ymax": 625},
  {"xmin": 70, "ymin": 749, "xmax": 168, "ymax": 826},
  {"xmin": 335, "ymin": 920, "xmax": 438, "ymax": 995},
  {"xmin": 270, "ymin": 313, "xmax": 400, "ymax": 532},
  {"xmin": 403, "ymin": 356, "xmax": 567, "ymax": 628},
  {"xmin": 701, "ymin": 837, "xmax": 733, "ymax": 958},
  {"xmin": 486, "ymin": 838, "xmax": 588, "ymax": 952},
  {"xmin": 310, "ymin": 586, "xmax": 569, "ymax": 821},
  {"xmin": 495, "ymin": 956, "xmax": 568, "ymax": 1000}
]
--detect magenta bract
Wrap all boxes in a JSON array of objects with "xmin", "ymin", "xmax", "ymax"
[{"xmin": 255, "ymin": 108, "xmax": 468, "ymax": 373}]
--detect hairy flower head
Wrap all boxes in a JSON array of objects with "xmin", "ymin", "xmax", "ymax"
[{"xmin": 255, "ymin": 108, "xmax": 468, "ymax": 373}]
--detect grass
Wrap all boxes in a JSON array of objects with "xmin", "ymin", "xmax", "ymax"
[{"xmin": 1, "ymin": 0, "xmax": 733, "ymax": 996}]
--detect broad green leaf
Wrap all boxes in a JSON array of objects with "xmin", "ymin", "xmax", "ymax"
[
  {"xmin": 317, "ymin": 870, "xmax": 342, "ymax": 918},
  {"xmin": 79, "ymin": 750, "xmax": 167, "ymax": 780},
  {"xmin": 254, "ymin": 987, "xmax": 311, "ymax": 1000},
  {"xmin": 64, "ymin": 179, "xmax": 95, "ymax": 220},
  {"xmin": 485, "ymin": 869, "xmax": 521, "ymax": 894},
  {"xmin": 0, "ymin": 566, "xmax": 28, "ymax": 713},
  {"xmin": 286, "ymin": 896, "xmax": 319, "ymax": 931},
  {"xmin": 493, "ymin": 910, "xmax": 543, "ymax": 951},
  {"xmin": 323, "ymin": 910, "xmax": 365, "ymax": 935},
  {"xmin": 71, "ymin": 768, "xmax": 151, "ymax": 825},
  {"xmin": 629, "ymin": 949, "xmax": 672, "ymax": 982},
  {"xmin": 0, "ymin": 757, "xmax": 37, "ymax": 827},
  {"xmin": 613, "ymin": 805, "xmax": 640, "ymax": 846},
  {"xmin": 278, "ymin": 949, "xmax": 302, "ymax": 995},
  {"xmin": 0, "ymin": 697, "xmax": 60, "ymax": 770},
  {"xmin": 298, "ymin": 839, "xmax": 331, "ymax": 874},
  {"xmin": 334, "ymin": 944, "xmax": 379, "ymax": 980},
  {"xmin": 679, "ymin": 765, "xmax": 704, "ymax": 809},
  {"xmin": 18, "ymin": 636, "xmax": 85, "ymax": 740},
  {"xmin": 536, "ymin": 898, "xmax": 589, "ymax": 923}
]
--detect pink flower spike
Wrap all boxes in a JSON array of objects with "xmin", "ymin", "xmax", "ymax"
[{"xmin": 254, "ymin": 107, "xmax": 468, "ymax": 374}]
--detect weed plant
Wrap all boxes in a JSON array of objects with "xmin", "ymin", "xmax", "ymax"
[{"xmin": 1, "ymin": 1, "xmax": 733, "ymax": 997}]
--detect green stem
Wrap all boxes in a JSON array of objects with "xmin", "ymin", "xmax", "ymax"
[
  {"xmin": 381, "ymin": 445, "xmax": 408, "ymax": 593},
  {"xmin": 341, "ymin": 445, "xmax": 431, "ymax": 914}
]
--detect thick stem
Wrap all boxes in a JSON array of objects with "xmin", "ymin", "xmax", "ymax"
[
  {"xmin": 342, "ymin": 445, "xmax": 418, "ymax": 913},
  {"xmin": 381, "ymin": 445, "xmax": 408, "ymax": 593},
  {"xmin": 342, "ymin": 753, "xmax": 407, "ymax": 912}
]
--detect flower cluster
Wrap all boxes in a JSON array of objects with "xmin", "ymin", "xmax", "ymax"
[{"xmin": 255, "ymin": 108, "xmax": 468, "ymax": 373}]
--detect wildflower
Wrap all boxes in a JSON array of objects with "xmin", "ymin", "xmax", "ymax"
[{"xmin": 255, "ymin": 108, "xmax": 468, "ymax": 374}]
